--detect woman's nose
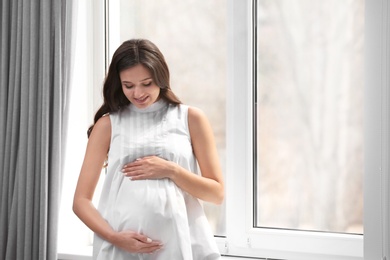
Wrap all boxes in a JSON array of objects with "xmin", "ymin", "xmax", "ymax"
[{"xmin": 133, "ymin": 86, "xmax": 144, "ymax": 98}]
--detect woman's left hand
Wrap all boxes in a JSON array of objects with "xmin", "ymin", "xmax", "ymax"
[{"xmin": 122, "ymin": 156, "xmax": 175, "ymax": 181}]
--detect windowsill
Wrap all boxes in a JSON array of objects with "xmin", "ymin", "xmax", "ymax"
[
  {"xmin": 57, "ymin": 247, "xmax": 259, "ymax": 260},
  {"xmin": 57, "ymin": 246, "xmax": 93, "ymax": 260}
]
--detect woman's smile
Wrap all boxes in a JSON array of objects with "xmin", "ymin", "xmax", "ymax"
[{"xmin": 134, "ymin": 96, "xmax": 148, "ymax": 103}]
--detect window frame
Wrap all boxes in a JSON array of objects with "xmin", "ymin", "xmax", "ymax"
[
  {"xmin": 364, "ymin": 0, "xmax": 390, "ymax": 259},
  {"xmin": 225, "ymin": 0, "xmax": 365, "ymax": 259}
]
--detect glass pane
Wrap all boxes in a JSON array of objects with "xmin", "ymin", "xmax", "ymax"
[
  {"xmin": 256, "ymin": 0, "xmax": 364, "ymax": 234},
  {"xmin": 117, "ymin": 0, "xmax": 227, "ymax": 236}
]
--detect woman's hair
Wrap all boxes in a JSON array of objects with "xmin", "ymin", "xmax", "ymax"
[{"xmin": 87, "ymin": 39, "xmax": 181, "ymax": 137}]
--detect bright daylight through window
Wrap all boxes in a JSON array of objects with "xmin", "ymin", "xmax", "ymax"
[{"xmin": 255, "ymin": 0, "xmax": 364, "ymax": 234}]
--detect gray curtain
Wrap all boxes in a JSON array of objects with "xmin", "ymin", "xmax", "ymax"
[{"xmin": 0, "ymin": 0, "xmax": 73, "ymax": 259}]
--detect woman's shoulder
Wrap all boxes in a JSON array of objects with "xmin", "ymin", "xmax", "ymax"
[
  {"xmin": 186, "ymin": 105, "xmax": 215, "ymax": 145},
  {"xmin": 93, "ymin": 114, "xmax": 111, "ymax": 133},
  {"xmin": 187, "ymin": 106, "xmax": 207, "ymax": 122},
  {"xmin": 186, "ymin": 106, "xmax": 211, "ymax": 134},
  {"xmin": 173, "ymin": 103, "xmax": 204, "ymax": 116}
]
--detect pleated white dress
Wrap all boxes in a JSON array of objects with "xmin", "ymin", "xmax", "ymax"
[{"xmin": 93, "ymin": 99, "xmax": 220, "ymax": 260}]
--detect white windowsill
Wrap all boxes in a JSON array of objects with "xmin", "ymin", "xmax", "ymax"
[
  {"xmin": 57, "ymin": 246, "xmax": 92, "ymax": 260},
  {"xmin": 57, "ymin": 247, "xmax": 261, "ymax": 260}
]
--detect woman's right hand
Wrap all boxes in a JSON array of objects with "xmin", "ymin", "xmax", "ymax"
[{"xmin": 110, "ymin": 230, "xmax": 163, "ymax": 254}]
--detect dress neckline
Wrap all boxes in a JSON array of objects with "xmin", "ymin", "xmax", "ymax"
[{"xmin": 129, "ymin": 98, "xmax": 168, "ymax": 113}]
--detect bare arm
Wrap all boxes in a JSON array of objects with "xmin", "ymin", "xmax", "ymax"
[
  {"xmin": 73, "ymin": 116, "xmax": 161, "ymax": 253},
  {"xmin": 171, "ymin": 106, "xmax": 224, "ymax": 204},
  {"xmin": 122, "ymin": 107, "xmax": 224, "ymax": 205},
  {"xmin": 73, "ymin": 116, "xmax": 113, "ymax": 240}
]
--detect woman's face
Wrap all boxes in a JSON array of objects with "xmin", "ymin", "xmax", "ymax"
[{"xmin": 120, "ymin": 64, "xmax": 161, "ymax": 109}]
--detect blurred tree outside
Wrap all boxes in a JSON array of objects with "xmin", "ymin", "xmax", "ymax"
[{"xmin": 256, "ymin": 0, "xmax": 364, "ymax": 234}]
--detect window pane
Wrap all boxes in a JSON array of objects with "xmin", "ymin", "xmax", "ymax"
[
  {"xmin": 256, "ymin": 0, "xmax": 364, "ymax": 234},
  {"xmin": 117, "ymin": 0, "xmax": 227, "ymax": 236}
]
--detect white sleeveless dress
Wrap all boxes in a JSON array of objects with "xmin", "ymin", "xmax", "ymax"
[{"xmin": 93, "ymin": 99, "xmax": 221, "ymax": 260}]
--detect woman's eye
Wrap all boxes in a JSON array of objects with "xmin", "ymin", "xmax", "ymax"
[
  {"xmin": 143, "ymin": 82, "xmax": 152, "ymax": 87},
  {"xmin": 124, "ymin": 85, "xmax": 133, "ymax": 89}
]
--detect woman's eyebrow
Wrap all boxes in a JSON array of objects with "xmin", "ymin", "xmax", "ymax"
[
  {"xmin": 140, "ymin": 77, "xmax": 152, "ymax": 82},
  {"xmin": 122, "ymin": 77, "xmax": 152, "ymax": 84}
]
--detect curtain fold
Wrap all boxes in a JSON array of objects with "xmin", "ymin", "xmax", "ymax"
[{"xmin": 0, "ymin": 0, "xmax": 73, "ymax": 259}]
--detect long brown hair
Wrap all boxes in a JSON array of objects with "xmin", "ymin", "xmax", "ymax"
[{"xmin": 87, "ymin": 39, "xmax": 181, "ymax": 137}]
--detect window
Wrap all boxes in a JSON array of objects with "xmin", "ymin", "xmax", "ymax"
[
  {"xmin": 225, "ymin": 0, "xmax": 364, "ymax": 259},
  {"xmin": 58, "ymin": 0, "xmax": 106, "ymax": 254},
  {"xmin": 59, "ymin": 0, "xmax": 390, "ymax": 259},
  {"xmin": 255, "ymin": 0, "xmax": 364, "ymax": 234}
]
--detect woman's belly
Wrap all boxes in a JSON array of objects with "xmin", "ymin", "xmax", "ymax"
[{"xmin": 105, "ymin": 177, "xmax": 187, "ymax": 244}]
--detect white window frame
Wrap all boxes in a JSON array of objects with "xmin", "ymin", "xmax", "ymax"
[
  {"xmin": 225, "ymin": 0, "xmax": 388, "ymax": 260},
  {"xmin": 364, "ymin": 0, "xmax": 390, "ymax": 259}
]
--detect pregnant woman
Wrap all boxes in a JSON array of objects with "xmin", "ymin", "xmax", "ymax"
[{"xmin": 73, "ymin": 39, "xmax": 224, "ymax": 260}]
